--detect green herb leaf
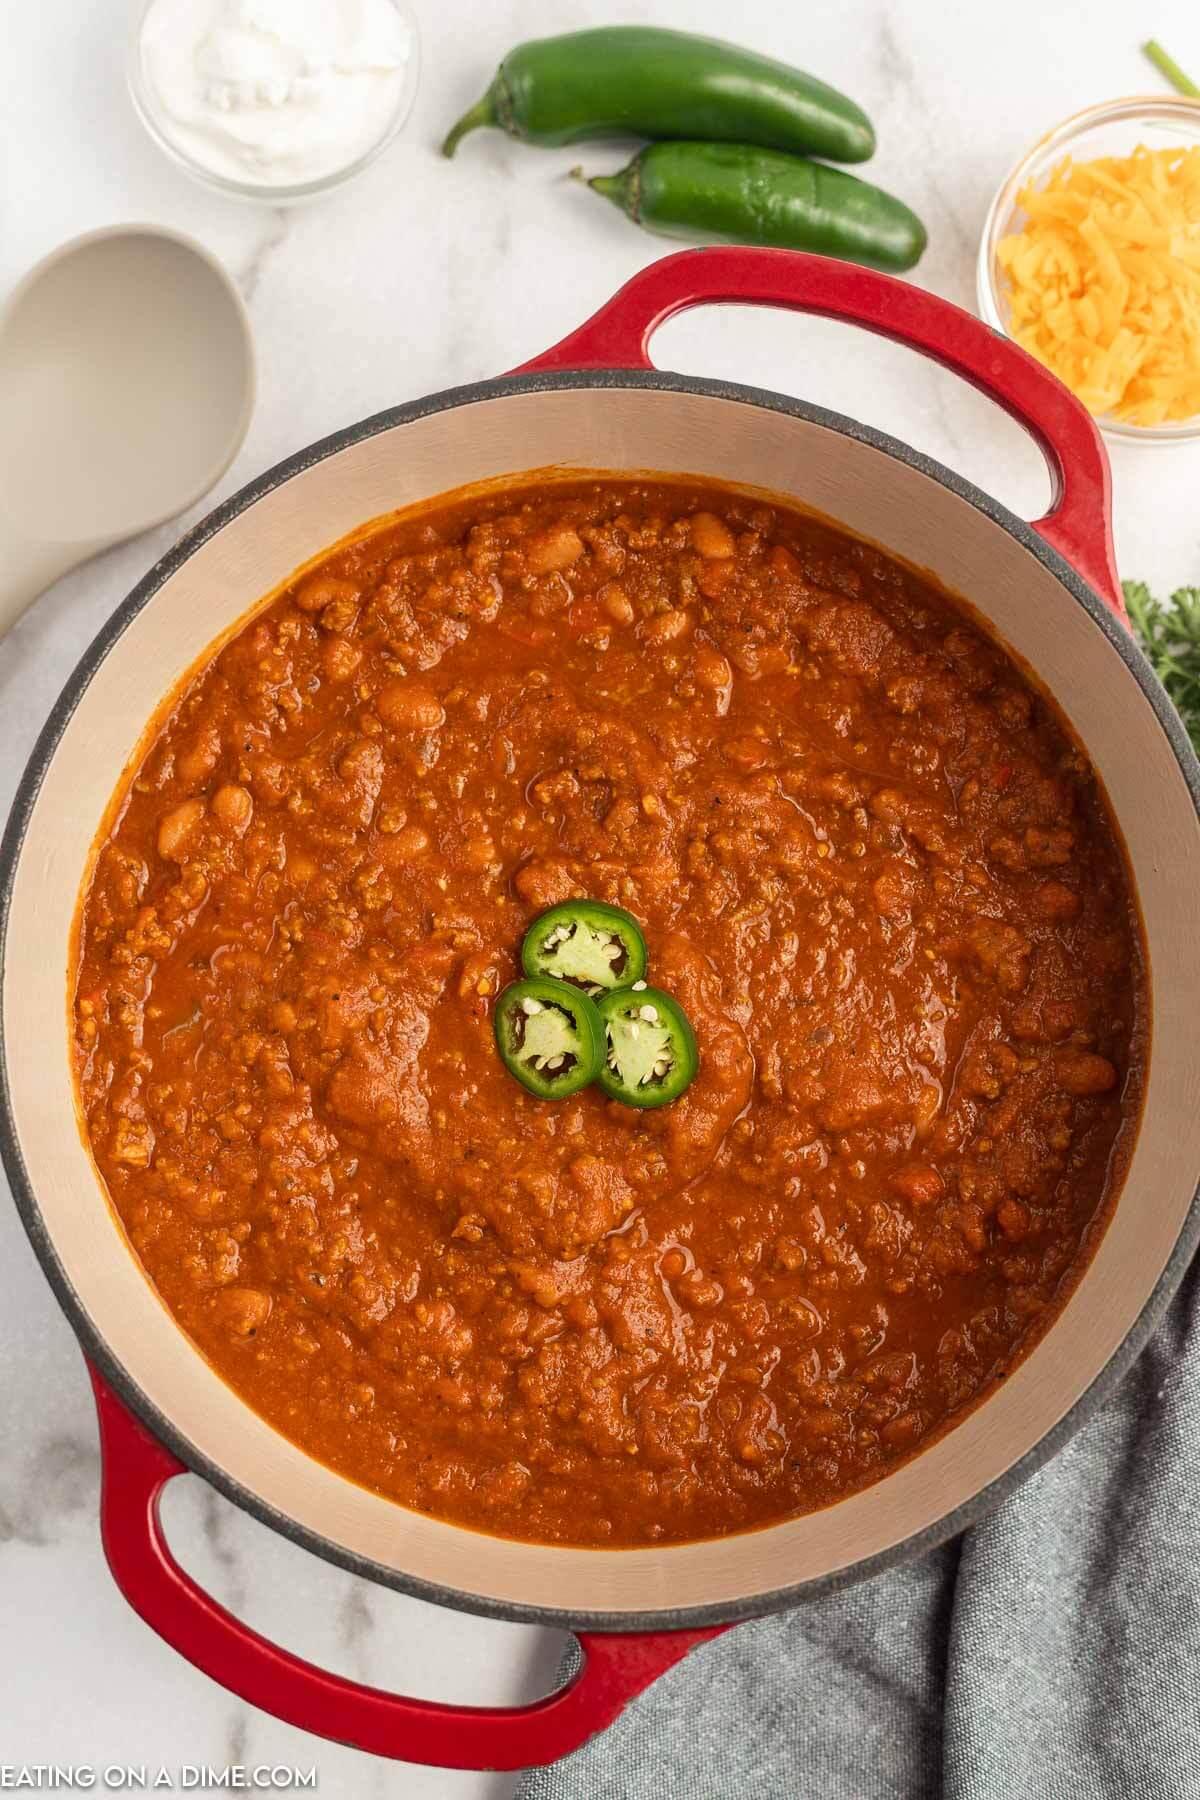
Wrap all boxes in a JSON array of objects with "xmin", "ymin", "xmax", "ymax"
[{"xmin": 1124, "ymin": 579, "xmax": 1200, "ymax": 749}]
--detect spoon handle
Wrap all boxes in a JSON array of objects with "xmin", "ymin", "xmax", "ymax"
[{"xmin": 0, "ymin": 519, "xmax": 98, "ymax": 640}]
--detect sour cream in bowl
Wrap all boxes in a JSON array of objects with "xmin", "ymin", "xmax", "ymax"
[{"xmin": 129, "ymin": 0, "xmax": 420, "ymax": 200}]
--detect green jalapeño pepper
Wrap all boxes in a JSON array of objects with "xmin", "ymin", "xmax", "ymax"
[
  {"xmin": 521, "ymin": 900, "xmax": 648, "ymax": 996},
  {"xmin": 494, "ymin": 977, "xmax": 604, "ymax": 1099},
  {"xmin": 442, "ymin": 27, "xmax": 875, "ymax": 164},
  {"xmin": 596, "ymin": 985, "xmax": 698, "ymax": 1110},
  {"xmin": 584, "ymin": 142, "xmax": 927, "ymax": 273}
]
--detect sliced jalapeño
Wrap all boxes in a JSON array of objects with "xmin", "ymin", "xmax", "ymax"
[
  {"xmin": 596, "ymin": 984, "xmax": 698, "ymax": 1109},
  {"xmin": 494, "ymin": 976, "xmax": 604, "ymax": 1099},
  {"xmin": 521, "ymin": 900, "xmax": 649, "ymax": 995}
]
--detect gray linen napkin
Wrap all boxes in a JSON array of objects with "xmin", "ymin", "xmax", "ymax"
[{"xmin": 517, "ymin": 1256, "xmax": 1200, "ymax": 1800}]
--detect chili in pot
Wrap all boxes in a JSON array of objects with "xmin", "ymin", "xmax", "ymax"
[{"xmin": 72, "ymin": 476, "xmax": 1145, "ymax": 1550}]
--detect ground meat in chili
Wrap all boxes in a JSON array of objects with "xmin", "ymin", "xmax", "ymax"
[{"xmin": 73, "ymin": 479, "xmax": 1146, "ymax": 1547}]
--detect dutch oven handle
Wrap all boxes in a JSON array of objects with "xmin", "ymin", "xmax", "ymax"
[
  {"xmin": 89, "ymin": 1369, "xmax": 724, "ymax": 1769},
  {"xmin": 515, "ymin": 247, "xmax": 1125, "ymax": 620}
]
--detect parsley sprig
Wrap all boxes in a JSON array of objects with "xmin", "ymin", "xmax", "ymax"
[{"xmin": 1124, "ymin": 580, "xmax": 1200, "ymax": 750}]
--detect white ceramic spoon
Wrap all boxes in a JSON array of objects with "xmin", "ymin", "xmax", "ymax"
[{"xmin": 0, "ymin": 224, "xmax": 254, "ymax": 637}]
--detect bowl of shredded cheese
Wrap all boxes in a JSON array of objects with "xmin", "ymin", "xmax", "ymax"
[{"xmin": 978, "ymin": 96, "xmax": 1200, "ymax": 443}]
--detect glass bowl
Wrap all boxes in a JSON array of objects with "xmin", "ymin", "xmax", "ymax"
[
  {"xmin": 126, "ymin": 0, "xmax": 421, "ymax": 204},
  {"xmin": 977, "ymin": 95, "xmax": 1200, "ymax": 447}
]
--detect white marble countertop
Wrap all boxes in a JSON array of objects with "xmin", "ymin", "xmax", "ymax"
[{"xmin": 3, "ymin": 0, "xmax": 1199, "ymax": 1793}]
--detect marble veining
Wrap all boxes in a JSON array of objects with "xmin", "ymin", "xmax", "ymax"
[
  {"xmin": 238, "ymin": 207, "xmax": 292, "ymax": 308},
  {"xmin": 2, "ymin": 0, "xmax": 1199, "ymax": 1792}
]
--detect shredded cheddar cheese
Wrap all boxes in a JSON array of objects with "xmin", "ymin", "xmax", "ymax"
[{"xmin": 996, "ymin": 145, "xmax": 1200, "ymax": 425}]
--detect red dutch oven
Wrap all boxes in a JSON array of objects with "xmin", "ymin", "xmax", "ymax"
[{"xmin": 3, "ymin": 248, "xmax": 1200, "ymax": 1772}]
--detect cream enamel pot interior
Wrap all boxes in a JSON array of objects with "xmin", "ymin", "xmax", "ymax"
[{"xmin": 3, "ymin": 249, "xmax": 1200, "ymax": 1771}]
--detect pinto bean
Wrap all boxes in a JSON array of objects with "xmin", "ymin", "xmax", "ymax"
[
  {"xmin": 600, "ymin": 583, "xmax": 634, "ymax": 624},
  {"xmin": 722, "ymin": 736, "xmax": 769, "ymax": 771},
  {"xmin": 322, "ymin": 635, "xmax": 363, "ymax": 682},
  {"xmin": 216, "ymin": 1287, "xmax": 272, "ymax": 1336},
  {"xmin": 525, "ymin": 526, "xmax": 584, "ymax": 574},
  {"xmin": 689, "ymin": 512, "xmax": 736, "ymax": 558},
  {"xmin": 176, "ymin": 725, "xmax": 221, "ymax": 790},
  {"xmin": 376, "ymin": 680, "xmax": 446, "ymax": 732},
  {"xmin": 156, "ymin": 799, "xmax": 205, "ymax": 862},
  {"xmin": 388, "ymin": 824, "xmax": 431, "ymax": 860},
  {"xmin": 211, "ymin": 784, "xmax": 253, "ymax": 832},
  {"xmin": 1054, "ymin": 1048, "xmax": 1118, "ymax": 1096},
  {"xmin": 642, "ymin": 607, "xmax": 692, "ymax": 646},
  {"xmin": 251, "ymin": 756, "xmax": 289, "ymax": 805},
  {"xmin": 295, "ymin": 574, "xmax": 359, "ymax": 614},
  {"xmin": 693, "ymin": 644, "xmax": 733, "ymax": 691}
]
